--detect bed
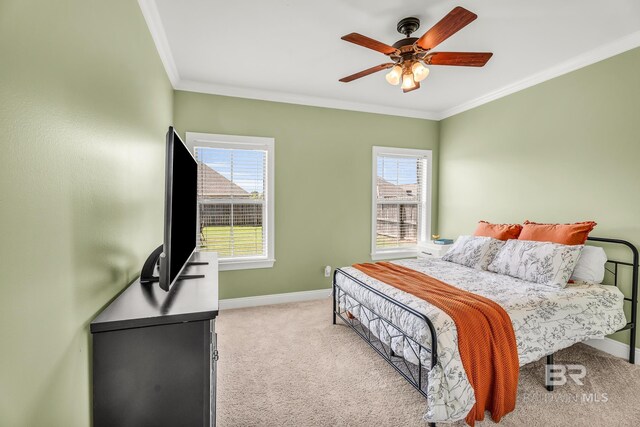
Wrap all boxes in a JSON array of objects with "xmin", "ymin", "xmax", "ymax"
[{"xmin": 332, "ymin": 237, "xmax": 638, "ymax": 425}]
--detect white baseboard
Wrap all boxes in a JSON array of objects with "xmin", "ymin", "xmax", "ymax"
[
  {"xmin": 584, "ymin": 337, "xmax": 639, "ymax": 365},
  {"xmin": 219, "ymin": 288, "xmax": 331, "ymax": 310}
]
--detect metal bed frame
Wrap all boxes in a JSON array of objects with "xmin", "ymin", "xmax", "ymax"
[{"xmin": 332, "ymin": 237, "xmax": 638, "ymax": 426}]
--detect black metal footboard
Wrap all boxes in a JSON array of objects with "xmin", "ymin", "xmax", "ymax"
[{"xmin": 332, "ymin": 267, "xmax": 438, "ymax": 427}]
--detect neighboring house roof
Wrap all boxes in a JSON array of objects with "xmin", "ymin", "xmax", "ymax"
[
  {"xmin": 198, "ymin": 163, "xmax": 250, "ymax": 198},
  {"xmin": 376, "ymin": 176, "xmax": 418, "ymax": 199}
]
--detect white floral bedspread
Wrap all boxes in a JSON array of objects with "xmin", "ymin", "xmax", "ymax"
[{"xmin": 335, "ymin": 258, "xmax": 626, "ymax": 424}]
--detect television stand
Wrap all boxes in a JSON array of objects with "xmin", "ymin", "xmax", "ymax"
[
  {"xmin": 91, "ymin": 252, "xmax": 219, "ymax": 427},
  {"xmin": 139, "ymin": 273, "xmax": 205, "ymax": 283},
  {"xmin": 140, "ymin": 245, "xmax": 207, "ymax": 284}
]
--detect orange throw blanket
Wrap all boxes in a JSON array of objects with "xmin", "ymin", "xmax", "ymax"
[{"xmin": 352, "ymin": 262, "xmax": 519, "ymax": 426}]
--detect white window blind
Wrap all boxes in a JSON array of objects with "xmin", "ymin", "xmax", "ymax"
[
  {"xmin": 372, "ymin": 147, "xmax": 431, "ymax": 258},
  {"xmin": 194, "ymin": 145, "xmax": 268, "ymax": 259}
]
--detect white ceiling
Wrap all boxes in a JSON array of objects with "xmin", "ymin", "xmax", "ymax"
[{"xmin": 140, "ymin": 0, "xmax": 640, "ymax": 119}]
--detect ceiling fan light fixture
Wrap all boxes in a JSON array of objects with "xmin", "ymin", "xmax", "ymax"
[
  {"xmin": 412, "ymin": 61, "xmax": 430, "ymax": 82},
  {"xmin": 401, "ymin": 72, "xmax": 417, "ymax": 90},
  {"xmin": 338, "ymin": 7, "xmax": 492, "ymax": 92},
  {"xmin": 385, "ymin": 65, "xmax": 402, "ymax": 85}
]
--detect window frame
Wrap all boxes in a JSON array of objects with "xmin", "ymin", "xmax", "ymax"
[
  {"xmin": 186, "ymin": 132, "xmax": 275, "ymax": 271},
  {"xmin": 371, "ymin": 146, "xmax": 432, "ymax": 261}
]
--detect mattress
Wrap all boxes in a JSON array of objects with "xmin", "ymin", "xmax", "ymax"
[{"xmin": 335, "ymin": 257, "xmax": 626, "ymax": 423}]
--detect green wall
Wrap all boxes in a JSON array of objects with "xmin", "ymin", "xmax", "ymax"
[
  {"xmin": 173, "ymin": 91, "xmax": 440, "ymax": 299},
  {"xmin": 439, "ymin": 47, "xmax": 640, "ymax": 347},
  {"xmin": 0, "ymin": 1, "xmax": 173, "ymax": 426}
]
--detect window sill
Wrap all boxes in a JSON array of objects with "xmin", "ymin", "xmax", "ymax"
[
  {"xmin": 218, "ymin": 258, "xmax": 276, "ymax": 271},
  {"xmin": 371, "ymin": 250, "xmax": 417, "ymax": 261}
]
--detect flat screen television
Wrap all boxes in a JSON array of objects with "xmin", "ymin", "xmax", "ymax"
[
  {"xmin": 140, "ymin": 126, "xmax": 202, "ymax": 291},
  {"xmin": 157, "ymin": 126, "xmax": 198, "ymax": 291}
]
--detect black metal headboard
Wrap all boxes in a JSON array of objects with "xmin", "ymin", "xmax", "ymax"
[{"xmin": 587, "ymin": 236, "xmax": 638, "ymax": 363}]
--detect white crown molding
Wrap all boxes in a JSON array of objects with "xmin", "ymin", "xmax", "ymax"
[
  {"xmin": 437, "ymin": 30, "xmax": 640, "ymax": 120},
  {"xmin": 584, "ymin": 337, "xmax": 639, "ymax": 365},
  {"xmin": 137, "ymin": 0, "xmax": 436, "ymax": 120},
  {"xmin": 219, "ymin": 288, "xmax": 331, "ymax": 310},
  {"xmin": 139, "ymin": 0, "xmax": 640, "ymax": 121},
  {"xmin": 138, "ymin": 0, "xmax": 180, "ymax": 86},
  {"xmin": 175, "ymin": 79, "xmax": 440, "ymax": 120}
]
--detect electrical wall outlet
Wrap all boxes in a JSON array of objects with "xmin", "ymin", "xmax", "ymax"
[{"xmin": 324, "ymin": 266, "xmax": 331, "ymax": 277}]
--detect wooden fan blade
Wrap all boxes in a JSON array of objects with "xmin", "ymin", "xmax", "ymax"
[
  {"xmin": 341, "ymin": 33, "xmax": 399, "ymax": 55},
  {"xmin": 416, "ymin": 7, "xmax": 477, "ymax": 50},
  {"xmin": 426, "ymin": 52, "xmax": 493, "ymax": 67},
  {"xmin": 339, "ymin": 63, "xmax": 395, "ymax": 83},
  {"xmin": 402, "ymin": 81, "xmax": 420, "ymax": 93}
]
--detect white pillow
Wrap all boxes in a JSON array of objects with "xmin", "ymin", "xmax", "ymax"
[
  {"xmin": 571, "ymin": 246, "xmax": 607, "ymax": 283},
  {"xmin": 487, "ymin": 240, "xmax": 583, "ymax": 289},
  {"xmin": 442, "ymin": 235, "xmax": 505, "ymax": 270}
]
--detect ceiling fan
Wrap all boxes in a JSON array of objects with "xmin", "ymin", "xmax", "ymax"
[{"xmin": 339, "ymin": 6, "xmax": 493, "ymax": 93}]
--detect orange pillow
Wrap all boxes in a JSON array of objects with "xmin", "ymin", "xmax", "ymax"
[
  {"xmin": 518, "ymin": 220, "xmax": 596, "ymax": 245},
  {"xmin": 474, "ymin": 221, "xmax": 523, "ymax": 241}
]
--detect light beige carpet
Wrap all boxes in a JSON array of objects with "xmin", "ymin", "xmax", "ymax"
[{"xmin": 216, "ymin": 298, "xmax": 640, "ymax": 426}]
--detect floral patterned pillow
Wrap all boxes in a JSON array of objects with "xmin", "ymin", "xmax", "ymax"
[
  {"xmin": 487, "ymin": 240, "xmax": 583, "ymax": 288},
  {"xmin": 442, "ymin": 236, "xmax": 505, "ymax": 270}
]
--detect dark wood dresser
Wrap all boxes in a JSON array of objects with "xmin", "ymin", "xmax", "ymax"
[{"xmin": 91, "ymin": 252, "xmax": 219, "ymax": 427}]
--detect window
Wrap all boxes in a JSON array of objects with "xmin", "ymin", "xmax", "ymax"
[
  {"xmin": 372, "ymin": 146, "xmax": 432, "ymax": 260},
  {"xmin": 186, "ymin": 132, "xmax": 275, "ymax": 271}
]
